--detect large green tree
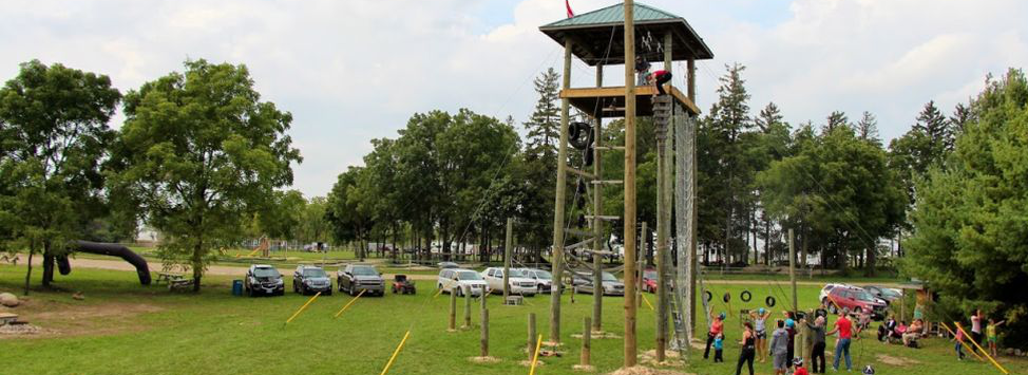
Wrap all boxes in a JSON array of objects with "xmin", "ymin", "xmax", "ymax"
[
  {"xmin": 0, "ymin": 60, "xmax": 121, "ymax": 292},
  {"xmin": 114, "ymin": 59, "xmax": 300, "ymax": 291},
  {"xmin": 903, "ymin": 69, "xmax": 1028, "ymax": 346}
]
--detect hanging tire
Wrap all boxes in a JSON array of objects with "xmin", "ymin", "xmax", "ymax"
[
  {"xmin": 740, "ymin": 290, "xmax": 752, "ymax": 302},
  {"xmin": 766, "ymin": 296, "xmax": 776, "ymax": 307},
  {"xmin": 568, "ymin": 122, "xmax": 593, "ymax": 150},
  {"xmin": 704, "ymin": 291, "xmax": 713, "ymax": 302},
  {"xmin": 723, "ymin": 292, "xmax": 731, "ymax": 303}
]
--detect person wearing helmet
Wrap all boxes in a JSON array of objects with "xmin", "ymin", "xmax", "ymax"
[
  {"xmin": 792, "ymin": 357, "xmax": 809, "ymax": 375},
  {"xmin": 750, "ymin": 307, "xmax": 772, "ymax": 363},
  {"xmin": 704, "ymin": 311, "xmax": 727, "ymax": 360},
  {"xmin": 785, "ymin": 311, "xmax": 797, "ymax": 368},
  {"xmin": 827, "ymin": 308, "xmax": 854, "ymax": 371}
]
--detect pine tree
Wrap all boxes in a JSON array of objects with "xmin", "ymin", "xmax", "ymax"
[
  {"xmin": 823, "ymin": 111, "xmax": 849, "ymax": 134},
  {"xmin": 913, "ymin": 100, "xmax": 952, "ymax": 158},
  {"xmin": 754, "ymin": 102, "xmax": 783, "ymax": 133},
  {"xmin": 856, "ymin": 111, "xmax": 880, "ymax": 144},
  {"xmin": 949, "ymin": 102, "xmax": 973, "ymax": 137},
  {"xmin": 523, "ymin": 67, "xmax": 561, "ymax": 160}
]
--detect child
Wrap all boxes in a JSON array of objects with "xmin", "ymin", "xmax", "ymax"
[
  {"xmin": 771, "ymin": 319, "xmax": 790, "ymax": 375},
  {"xmin": 646, "ymin": 70, "xmax": 673, "ymax": 95},
  {"xmin": 987, "ymin": 319, "xmax": 1006, "ymax": 357},
  {"xmin": 792, "ymin": 358, "xmax": 809, "ymax": 375},
  {"xmin": 714, "ymin": 333, "xmax": 725, "ymax": 362},
  {"xmin": 954, "ymin": 328, "xmax": 966, "ymax": 360}
]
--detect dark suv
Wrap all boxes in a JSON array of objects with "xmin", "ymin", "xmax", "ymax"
[
  {"xmin": 338, "ymin": 264, "xmax": 385, "ymax": 296},
  {"xmin": 244, "ymin": 264, "xmax": 284, "ymax": 297},
  {"xmin": 293, "ymin": 265, "xmax": 333, "ymax": 296}
]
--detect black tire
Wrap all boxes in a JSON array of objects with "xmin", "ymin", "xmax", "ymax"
[
  {"xmin": 704, "ymin": 291, "xmax": 713, "ymax": 303},
  {"xmin": 767, "ymin": 296, "xmax": 777, "ymax": 307},
  {"xmin": 723, "ymin": 292, "xmax": 731, "ymax": 303},
  {"xmin": 740, "ymin": 290, "xmax": 752, "ymax": 302}
]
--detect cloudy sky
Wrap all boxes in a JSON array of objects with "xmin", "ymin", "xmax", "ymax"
[{"xmin": 3, "ymin": 0, "xmax": 1025, "ymax": 197}]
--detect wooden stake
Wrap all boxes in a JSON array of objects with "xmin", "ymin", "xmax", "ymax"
[
  {"xmin": 449, "ymin": 287, "xmax": 457, "ymax": 331},
  {"xmin": 504, "ymin": 217, "xmax": 513, "ymax": 301},
  {"xmin": 550, "ymin": 37, "xmax": 574, "ymax": 345},
  {"xmin": 464, "ymin": 285, "xmax": 472, "ymax": 329},
  {"xmin": 623, "ymin": 0, "xmax": 639, "ymax": 366},
  {"xmin": 528, "ymin": 312, "xmax": 537, "ymax": 356},
  {"xmin": 481, "ymin": 308, "xmax": 489, "ymax": 357},
  {"xmin": 581, "ymin": 317, "xmax": 592, "ymax": 366}
]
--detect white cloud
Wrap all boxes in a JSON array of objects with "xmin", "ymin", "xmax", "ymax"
[{"xmin": 0, "ymin": 0, "xmax": 1024, "ymax": 196}]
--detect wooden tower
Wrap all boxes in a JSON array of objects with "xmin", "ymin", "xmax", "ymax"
[{"xmin": 537, "ymin": 1, "xmax": 713, "ymax": 364}]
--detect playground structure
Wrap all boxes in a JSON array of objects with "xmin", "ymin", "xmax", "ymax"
[{"xmin": 539, "ymin": 1, "xmax": 712, "ymax": 365}]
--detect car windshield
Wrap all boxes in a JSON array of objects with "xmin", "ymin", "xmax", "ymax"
[
  {"xmin": 507, "ymin": 269, "xmax": 525, "ymax": 278},
  {"xmin": 458, "ymin": 271, "xmax": 483, "ymax": 280},
  {"xmin": 880, "ymin": 288, "xmax": 901, "ymax": 298},
  {"xmin": 854, "ymin": 290, "xmax": 876, "ymax": 301},
  {"xmin": 303, "ymin": 268, "xmax": 327, "ymax": 278},
  {"xmin": 352, "ymin": 266, "xmax": 378, "ymax": 276},
  {"xmin": 643, "ymin": 270, "xmax": 657, "ymax": 279},
  {"xmin": 533, "ymin": 270, "xmax": 552, "ymax": 280},
  {"xmin": 253, "ymin": 267, "xmax": 279, "ymax": 278},
  {"xmin": 602, "ymin": 272, "xmax": 618, "ymax": 282}
]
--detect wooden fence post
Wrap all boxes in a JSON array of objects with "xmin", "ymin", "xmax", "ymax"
[
  {"xmin": 463, "ymin": 285, "xmax": 472, "ymax": 329},
  {"xmin": 581, "ymin": 317, "xmax": 592, "ymax": 366},
  {"xmin": 449, "ymin": 288, "xmax": 457, "ymax": 331},
  {"xmin": 481, "ymin": 308, "xmax": 490, "ymax": 357},
  {"xmin": 528, "ymin": 312, "xmax": 537, "ymax": 356}
]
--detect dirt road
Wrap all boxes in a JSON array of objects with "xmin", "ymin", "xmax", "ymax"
[{"xmin": 14, "ymin": 256, "xmax": 900, "ymax": 287}]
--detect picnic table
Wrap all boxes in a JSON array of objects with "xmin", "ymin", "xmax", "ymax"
[{"xmin": 155, "ymin": 272, "xmax": 194, "ymax": 291}]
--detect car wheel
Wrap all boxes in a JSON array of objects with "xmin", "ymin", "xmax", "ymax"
[{"xmin": 456, "ymin": 287, "xmax": 463, "ymax": 297}]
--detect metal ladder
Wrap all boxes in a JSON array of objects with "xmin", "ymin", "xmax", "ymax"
[{"xmin": 668, "ymin": 261, "xmax": 688, "ymax": 353}]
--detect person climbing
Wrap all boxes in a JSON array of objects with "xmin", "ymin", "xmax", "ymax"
[
  {"xmin": 704, "ymin": 311, "xmax": 727, "ymax": 360},
  {"xmin": 714, "ymin": 333, "xmax": 725, "ymax": 363},
  {"xmin": 987, "ymin": 318, "xmax": 1006, "ymax": 357},
  {"xmin": 792, "ymin": 357, "xmax": 809, "ymax": 375},
  {"xmin": 771, "ymin": 319, "xmax": 790, "ymax": 375},
  {"xmin": 751, "ymin": 307, "xmax": 772, "ymax": 363},
  {"xmin": 827, "ymin": 308, "xmax": 854, "ymax": 371},
  {"xmin": 735, "ymin": 322, "xmax": 757, "ymax": 375},
  {"xmin": 635, "ymin": 56, "xmax": 651, "ymax": 86},
  {"xmin": 806, "ymin": 316, "xmax": 827, "ymax": 374},
  {"xmin": 647, "ymin": 69, "xmax": 673, "ymax": 95}
]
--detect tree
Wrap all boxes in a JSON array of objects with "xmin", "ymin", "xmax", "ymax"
[
  {"xmin": 325, "ymin": 166, "xmax": 375, "ymax": 260},
  {"xmin": 523, "ymin": 67, "xmax": 561, "ymax": 160},
  {"xmin": 114, "ymin": 59, "xmax": 301, "ymax": 291},
  {"xmin": 255, "ymin": 189, "xmax": 305, "ymax": 244},
  {"xmin": 855, "ymin": 111, "xmax": 880, "ymax": 144},
  {"xmin": 0, "ymin": 60, "xmax": 121, "ymax": 293},
  {"xmin": 297, "ymin": 196, "xmax": 330, "ymax": 246},
  {"xmin": 823, "ymin": 111, "xmax": 849, "ymax": 134},
  {"xmin": 903, "ymin": 69, "xmax": 1028, "ymax": 346}
]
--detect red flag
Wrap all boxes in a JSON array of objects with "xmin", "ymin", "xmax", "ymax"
[{"xmin": 566, "ymin": 0, "xmax": 574, "ymax": 18}]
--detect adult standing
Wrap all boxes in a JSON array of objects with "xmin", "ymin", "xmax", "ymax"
[
  {"xmin": 704, "ymin": 312, "xmax": 727, "ymax": 360},
  {"xmin": 750, "ymin": 308, "xmax": 772, "ymax": 363},
  {"xmin": 770, "ymin": 320, "xmax": 790, "ymax": 375},
  {"xmin": 970, "ymin": 309, "xmax": 984, "ymax": 353},
  {"xmin": 806, "ymin": 316, "xmax": 827, "ymax": 374},
  {"xmin": 785, "ymin": 311, "xmax": 797, "ymax": 369},
  {"xmin": 827, "ymin": 308, "xmax": 854, "ymax": 372},
  {"xmin": 735, "ymin": 322, "xmax": 757, "ymax": 375}
]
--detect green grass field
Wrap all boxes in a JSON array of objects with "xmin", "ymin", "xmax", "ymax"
[{"xmin": 0, "ymin": 265, "xmax": 1023, "ymax": 375}]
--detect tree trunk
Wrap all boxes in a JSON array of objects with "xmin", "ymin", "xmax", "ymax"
[
  {"xmin": 865, "ymin": 244, "xmax": 876, "ymax": 277},
  {"xmin": 24, "ymin": 251, "xmax": 34, "ymax": 296},
  {"xmin": 764, "ymin": 217, "xmax": 771, "ymax": 266},
  {"xmin": 41, "ymin": 239, "xmax": 54, "ymax": 287},
  {"xmin": 192, "ymin": 242, "xmax": 203, "ymax": 292}
]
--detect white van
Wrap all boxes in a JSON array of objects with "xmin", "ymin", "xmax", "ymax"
[
  {"xmin": 437, "ymin": 268, "xmax": 489, "ymax": 297},
  {"xmin": 481, "ymin": 267, "xmax": 537, "ymax": 296}
]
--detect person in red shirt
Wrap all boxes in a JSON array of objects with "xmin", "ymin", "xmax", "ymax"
[
  {"xmin": 792, "ymin": 357, "xmax": 809, "ymax": 375},
  {"xmin": 827, "ymin": 309, "xmax": 854, "ymax": 371},
  {"xmin": 704, "ymin": 311, "xmax": 727, "ymax": 360},
  {"xmin": 647, "ymin": 70, "xmax": 673, "ymax": 95}
]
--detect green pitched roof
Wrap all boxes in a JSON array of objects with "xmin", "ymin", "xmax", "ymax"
[
  {"xmin": 539, "ymin": 2, "xmax": 713, "ymax": 64},
  {"xmin": 541, "ymin": 2, "xmax": 680, "ymax": 29}
]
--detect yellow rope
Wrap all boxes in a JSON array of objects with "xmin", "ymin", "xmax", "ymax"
[
  {"xmin": 285, "ymin": 292, "xmax": 321, "ymax": 324},
  {"xmin": 955, "ymin": 322, "xmax": 1009, "ymax": 374},
  {"xmin": 334, "ymin": 289, "xmax": 366, "ymax": 318},
  {"xmin": 939, "ymin": 322, "xmax": 983, "ymax": 361},
  {"xmin": 529, "ymin": 334, "xmax": 543, "ymax": 375},
  {"xmin": 379, "ymin": 330, "xmax": 411, "ymax": 375}
]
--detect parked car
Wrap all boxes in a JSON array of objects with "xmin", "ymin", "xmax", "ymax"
[
  {"xmin": 338, "ymin": 264, "xmax": 385, "ymax": 296},
  {"xmin": 519, "ymin": 268, "xmax": 556, "ymax": 294},
  {"xmin": 481, "ymin": 267, "xmax": 537, "ymax": 296},
  {"xmin": 641, "ymin": 268, "xmax": 658, "ymax": 293},
  {"xmin": 818, "ymin": 283, "xmax": 851, "ymax": 305},
  {"xmin": 573, "ymin": 271, "xmax": 625, "ymax": 296},
  {"xmin": 438, "ymin": 261, "xmax": 459, "ymax": 269},
  {"xmin": 293, "ymin": 265, "xmax": 332, "ymax": 295},
  {"xmin": 437, "ymin": 268, "xmax": 489, "ymax": 297},
  {"xmin": 864, "ymin": 285, "xmax": 902, "ymax": 305},
  {"xmin": 822, "ymin": 285, "xmax": 887, "ymax": 319},
  {"xmin": 244, "ymin": 264, "xmax": 284, "ymax": 297}
]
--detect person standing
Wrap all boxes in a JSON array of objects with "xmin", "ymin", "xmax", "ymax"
[
  {"xmin": 771, "ymin": 320, "xmax": 790, "ymax": 375},
  {"xmin": 751, "ymin": 308, "xmax": 772, "ymax": 363},
  {"xmin": 714, "ymin": 333, "xmax": 725, "ymax": 362},
  {"xmin": 806, "ymin": 316, "xmax": 827, "ymax": 374},
  {"xmin": 954, "ymin": 328, "xmax": 967, "ymax": 360},
  {"xmin": 635, "ymin": 56, "xmax": 651, "ymax": 86},
  {"xmin": 970, "ymin": 309, "xmax": 984, "ymax": 353},
  {"xmin": 987, "ymin": 319, "xmax": 1006, "ymax": 357},
  {"xmin": 827, "ymin": 308, "xmax": 854, "ymax": 371},
  {"xmin": 704, "ymin": 312, "xmax": 727, "ymax": 360},
  {"xmin": 785, "ymin": 312, "xmax": 797, "ymax": 369},
  {"xmin": 735, "ymin": 322, "xmax": 757, "ymax": 375}
]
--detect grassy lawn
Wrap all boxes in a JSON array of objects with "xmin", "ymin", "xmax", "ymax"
[{"xmin": 0, "ymin": 265, "xmax": 1023, "ymax": 375}]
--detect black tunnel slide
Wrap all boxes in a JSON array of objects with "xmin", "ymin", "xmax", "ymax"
[{"xmin": 55, "ymin": 241, "xmax": 152, "ymax": 285}]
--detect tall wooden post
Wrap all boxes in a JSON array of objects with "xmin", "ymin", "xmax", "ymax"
[
  {"xmin": 481, "ymin": 308, "xmax": 490, "ymax": 357},
  {"xmin": 550, "ymin": 38, "xmax": 573, "ymax": 344},
  {"xmin": 504, "ymin": 217, "xmax": 513, "ymax": 301},
  {"xmin": 592, "ymin": 63, "xmax": 605, "ymax": 333},
  {"xmin": 528, "ymin": 313, "xmax": 537, "ymax": 356},
  {"xmin": 581, "ymin": 317, "xmax": 593, "ymax": 366},
  {"xmin": 655, "ymin": 31, "xmax": 673, "ymax": 362},
  {"xmin": 789, "ymin": 228, "xmax": 797, "ymax": 313},
  {"xmin": 464, "ymin": 285, "xmax": 473, "ymax": 329},
  {"xmin": 623, "ymin": 0, "xmax": 639, "ymax": 366},
  {"xmin": 449, "ymin": 287, "xmax": 457, "ymax": 331},
  {"xmin": 638, "ymin": 222, "xmax": 647, "ymax": 308},
  {"xmin": 687, "ymin": 59, "xmax": 696, "ymax": 104}
]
